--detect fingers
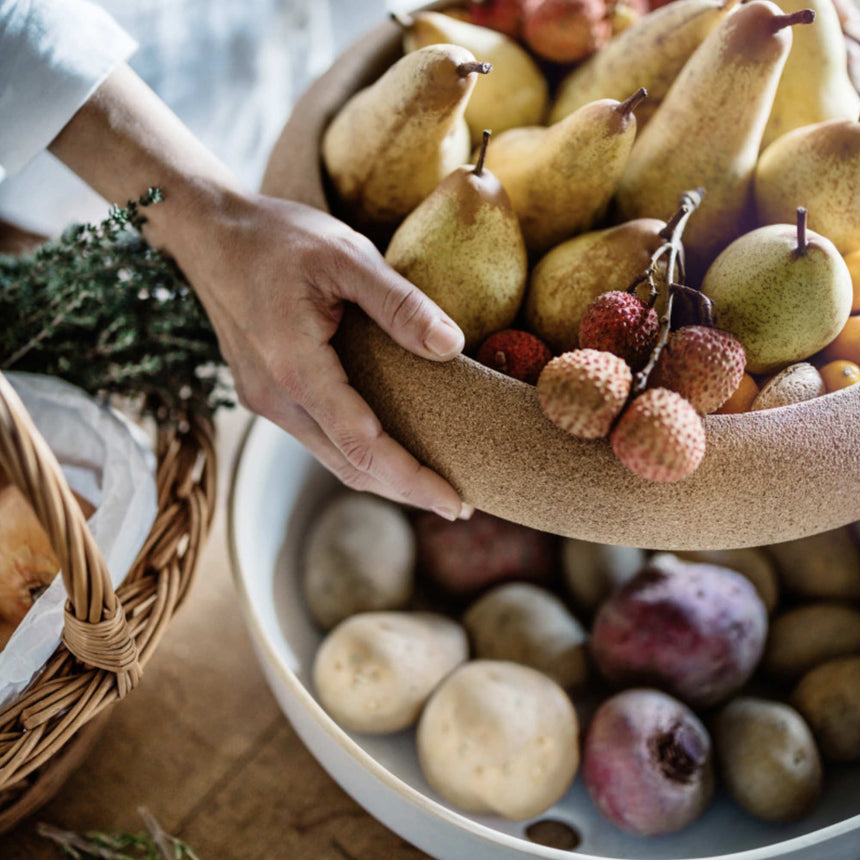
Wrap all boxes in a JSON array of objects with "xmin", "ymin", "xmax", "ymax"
[
  {"xmin": 332, "ymin": 240, "xmax": 465, "ymax": 362},
  {"xmin": 293, "ymin": 345, "xmax": 467, "ymax": 521},
  {"xmin": 271, "ymin": 396, "xmax": 469, "ymax": 518}
]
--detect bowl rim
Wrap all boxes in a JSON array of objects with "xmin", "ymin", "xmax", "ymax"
[{"xmin": 227, "ymin": 413, "xmax": 860, "ymax": 860}]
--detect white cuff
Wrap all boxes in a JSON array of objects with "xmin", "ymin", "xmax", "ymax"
[{"xmin": 0, "ymin": 0, "xmax": 137, "ymax": 176}]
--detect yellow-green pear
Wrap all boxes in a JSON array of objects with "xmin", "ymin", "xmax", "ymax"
[
  {"xmin": 761, "ymin": 0, "xmax": 860, "ymax": 151},
  {"xmin": 549, "ymin": 0, "xmax": 737, "ymax": 128},
  {"xmin": 482, "ymin": 89, "xmax": 647, "ymax": 256},
  {"xmin": 384, "ymin": 134, "xmax": 528, "ymax": 352},
  {"xmin": 701, "ymin": 210, "xmax": 852, "ymax": 374},
  {"xmin": 756, "ymin": 119, "xmax": 860, "ymax": 254},
  {"xmin": 614, "ymin": 1, "xmax": 814, "ymax": 282},
  {"xmin": 398, "ymin": 11, "xmax": 549, "ymax": 146},
  {"xmin": 525, "ymin": 218, "xmax": 667, "ymax": 353},
  {"xmin": 322, "ymin": 45, "xmax": 490, "ymax": 236}
]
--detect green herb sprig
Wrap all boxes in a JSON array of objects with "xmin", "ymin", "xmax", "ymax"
[
  {"xmin": 0, "ymin": 189, "xmax": 232, "ymax": 420},
  {"xmin": 37, "ymin": 807, "xmax": 200, "ymax": 859}
]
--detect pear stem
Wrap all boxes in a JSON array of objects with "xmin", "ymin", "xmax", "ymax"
[
  {"xmin": 626, "ymin": 189, "xmax": 705, "ymax": 399},
  {"xmin": 796, "ymin": 207, "xmax": 809, "ymax": 256},
  {"xmin": 474, "ymin": 130, "xmax": 491, "ymax": 177},
  {"xmin": 617, "ymin": 87, "xmax": 648, "ymax": 121},
  {"xmin": 457, "ymin": 61, "xmax": 493, "ymax": 77},
  {"xmin": 770, "ymin": 9, "xmax": 815, "ymax": 32}
]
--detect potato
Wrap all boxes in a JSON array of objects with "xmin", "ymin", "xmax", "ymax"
[
  {"xmin": 302, "ymin": 492, "xmax": 415, "ymax": 630},
  {"xmin": 765, "ymin": 528, "xmax": 860, "ymax": 600},
  {"xmin": 763, "ymin": 603, "xmax": 860, "ymax": 679},
  {"xmin": 674, "ymin": 548, "xmax": 780, "ymax": 614},
  {"xmin": 560, "ymin": 539, "xmax": 644, "ymax": 614},
  {"xmin": 715, "ymin": 697, "xmax": 822, "ymax": 822},
  {"xmin": 792, "ymin": 655, "xmax": 860, "ymax": 761},
  {"xmin": 312, "ymin": 611, "xmax": 467, "ymax": 734},
  {"xmin": 416, "ymin": 660, "xmax": 579, "ymax": 820},
  {"xmin": 462, "ymin": 582, "xmax": 588, "ymax": 689}
]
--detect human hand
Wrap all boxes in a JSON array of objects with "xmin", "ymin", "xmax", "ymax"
[{"xmin": 165, "ymin": 192, "xmax": 470, "ymax": 520}]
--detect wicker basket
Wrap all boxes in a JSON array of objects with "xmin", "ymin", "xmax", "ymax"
[{"xmin": 0, "ymin": 228, "xmax": 217, "ymax": 831}]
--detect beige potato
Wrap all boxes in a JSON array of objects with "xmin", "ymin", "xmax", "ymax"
[
  {"xmin": 715, "ymin": 697, "xmax": 822, "ymax": 822},
  {"xmin": 312, "ymin": 611, "xmax": 467, "ymax": 734},
  {"xmin": 765, "ymin": 528, "xmax": 860, "ymax": 600},
  {"xmin": 763, "ymin": 602, "xmax": 860, "ymax": 678},
  {"xmin": 463, "ymin": 583, "xmax": 588, "ymax": 689},
  {"xmin": 792, "ymin": 655, "xmax": 860, "ymax": 761},
  {"xmin": 302, "ymin": 492, "xmax": 415, "ymax": 630},
  {"xmin": 675, "ymin": 548, "xmax": 780, "ymax": 614},
  {"xmin": 417, "ymin": 660, "xmax": 580, "ymax": 820},
  {"xmin": 561, "ymin": 539, "xmax": 645, "ymax": 614}
]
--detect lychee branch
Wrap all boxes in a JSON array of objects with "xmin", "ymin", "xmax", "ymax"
[{"xmin": 628, "ymin": 189, "xmax": 704, "ymax": 398}]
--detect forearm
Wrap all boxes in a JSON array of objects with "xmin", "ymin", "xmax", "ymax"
[{"xmin": 47, "ymin": 63, "xmax": 244, "ymax": 265}]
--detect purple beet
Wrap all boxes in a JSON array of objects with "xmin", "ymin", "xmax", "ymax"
[
  {"xmin": 582, "ymin": 688, "xmax": 714, "ymax": 836},
  {"xmin": 590, "ymin": 554, "xmax": 768, "ymax": 708}
]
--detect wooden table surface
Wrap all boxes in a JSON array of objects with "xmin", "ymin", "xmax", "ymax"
[{"xmin": 0, "ymin": 406, "xmax": 431, "ymax": 860}]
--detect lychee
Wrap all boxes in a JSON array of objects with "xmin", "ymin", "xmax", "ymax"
[
  {"xmin": 610, "ymin": 387, "xmax": 706, "ymax": 482},
  {"xmin": 475, "ymin": 329, "xmax": 553, "ymax": 385},
  {"xmin": 578, "ymin": 291, "xmax": 659, "ymax": 371},
  {"xmin": 537, "ymin": 349, "xmax": 632, "ymax": 440},
  {"xmin": 649, "ymin": 325, "xmax": 746, "ymax": 414}
]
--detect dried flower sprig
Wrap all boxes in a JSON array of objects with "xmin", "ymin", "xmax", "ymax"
[{"xmin": 0, "ymin": 189, "xmax": 232, "ymax": 420}]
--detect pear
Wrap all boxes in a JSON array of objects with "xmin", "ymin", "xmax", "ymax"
[
  {"xmin": 756, "ymin": 119, "xmax": 860, "ymax": 254},
  {"xmin": 322, "ymin": 45, "xmax": 490, "ymax": 236},
  {"xmin": 549, "ymin": 0, "xmax": 737, "ymax": 128},
  {"xmin": 397, "ymin": 11, "xmax": 549, "ymax": 146},
  {"xmin": 482, "ymin": 88, "xmax": 647, "ymax": 255},
  {"xmin": 525, "ymin": 218, "xmax": 667, "ymax": 353},
  {"xmin": 760, "ymin": 0, "xmax": 860, "ymax": 151},
  {"xmin": 701, "ymin": 209, "xmax": 853, "ymax": 374},
  {"xmin": 614, "ymin": 1, "xmax": 814, "ymax": 282},
  {"xmin": 384, "ymin": 133, "xmax": 528, "ymax": 352}
]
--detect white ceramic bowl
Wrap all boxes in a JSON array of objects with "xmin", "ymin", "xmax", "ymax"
[{"xmin": 229, "ymin": 415, "xmax": 860, "ymax": 860}]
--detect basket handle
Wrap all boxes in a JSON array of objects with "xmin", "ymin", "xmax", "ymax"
[{"xmin": 0, "ymin": 372, "xmax": 141, "ymax": 696}]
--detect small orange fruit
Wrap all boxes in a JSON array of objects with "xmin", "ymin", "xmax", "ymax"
[
  {"xmin": 821, "ymin": 315, "xmax": 860, "ymax": 365},
  {"xmin": 819, "ymin": 359, "xmax": 860, "ymax": 393},
  {"xmin": 715, "ymin": 372, "xmax": 759, "ymax": 414},
  {"xmin": 844, "ymin": 250, "xmax": 860, "ymax": 314}
]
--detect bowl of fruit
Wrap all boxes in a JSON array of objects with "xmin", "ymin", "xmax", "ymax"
[{"xmin": 261, "ymin": 0, "xmax": 860, "ymax": 552}]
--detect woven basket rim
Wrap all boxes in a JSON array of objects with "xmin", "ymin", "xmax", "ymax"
[{"xmin": 0, "ymin": 366, "xmax": 217, "ymax": 830}]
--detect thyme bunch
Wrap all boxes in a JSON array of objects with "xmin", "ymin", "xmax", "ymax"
[{"xmin": 0, "ymin": 190, "xmax": 232, "ymax": 420}]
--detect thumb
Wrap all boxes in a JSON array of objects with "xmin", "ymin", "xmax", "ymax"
[{"xmin": 339, "ymin": 250, "xmax": 465, "ymax": 361}]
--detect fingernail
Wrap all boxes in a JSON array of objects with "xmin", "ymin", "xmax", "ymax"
[
  {"xmin": 459, "ymin": 503, "xmax": 475, "ymax": 520},
  {"xmin": 425, "ymin": 318, "xmax": 465, "ymax": 358},
  {"xmin": 432, "ymin": 503, "xmax": 460, "ymax": 522}
]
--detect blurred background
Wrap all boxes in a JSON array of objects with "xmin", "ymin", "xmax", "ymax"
[{"xmin": 0, "ymin": 0, "xmax": 415, "ymax": 235}]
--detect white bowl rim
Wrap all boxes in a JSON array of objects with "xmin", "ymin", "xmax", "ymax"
[{"xmin": 227, "ymin": 414, "xmax": 860, "ymax": 860}]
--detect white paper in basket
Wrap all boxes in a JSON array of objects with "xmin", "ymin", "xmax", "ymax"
[{"xmin": 0, "ymin": 372, "xmax": 158, "ymax": 709}]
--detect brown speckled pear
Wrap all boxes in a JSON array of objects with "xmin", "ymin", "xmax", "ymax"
[
  {"xmin": 260, "ymin": 7, "xmax": 860, "ymax": 551},
  {"xmin": 399, "ymin": 11, "xmax": 549, "ymax": 147},
  {"xmin": 525, "ymin": 218, "xmax": 666, "ymax": 354},
  {"xmin": 549, "ymin": 0, "xmax": 735, "ymax": 128},
  {"xmin": 615, "ymin": 0, "xmax": 812, "ymax": 282},
  {"xmin": 480, "ymin": 88, "xmax": 646, "ymax": 255},
  {"xmin": 702, "ymin": 210, "xmax": 852, "ymax": 374},
  {"xmin": 760, "ymin": 0, "xmax": 860, "ymax": 151},
  {"xmin": 756, "ymin": 118, "xmax": 860, "ymax": 254},
  {"xmin": 321, "ymin": 43, "xmax": 486, "ymax": 237},
  {"xmin": 384, "ymin": 133, "xmax": 528, "ymax": 352}
]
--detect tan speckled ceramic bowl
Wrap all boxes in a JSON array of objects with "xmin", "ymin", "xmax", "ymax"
[{"xmin": 260, "ymin": 13, "xmax": 860, "ymax": 551}]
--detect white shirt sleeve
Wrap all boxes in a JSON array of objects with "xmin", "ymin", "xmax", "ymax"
[{"xmin": 0, "ymin": 0, "xmax": 136, "ymax": 177}]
